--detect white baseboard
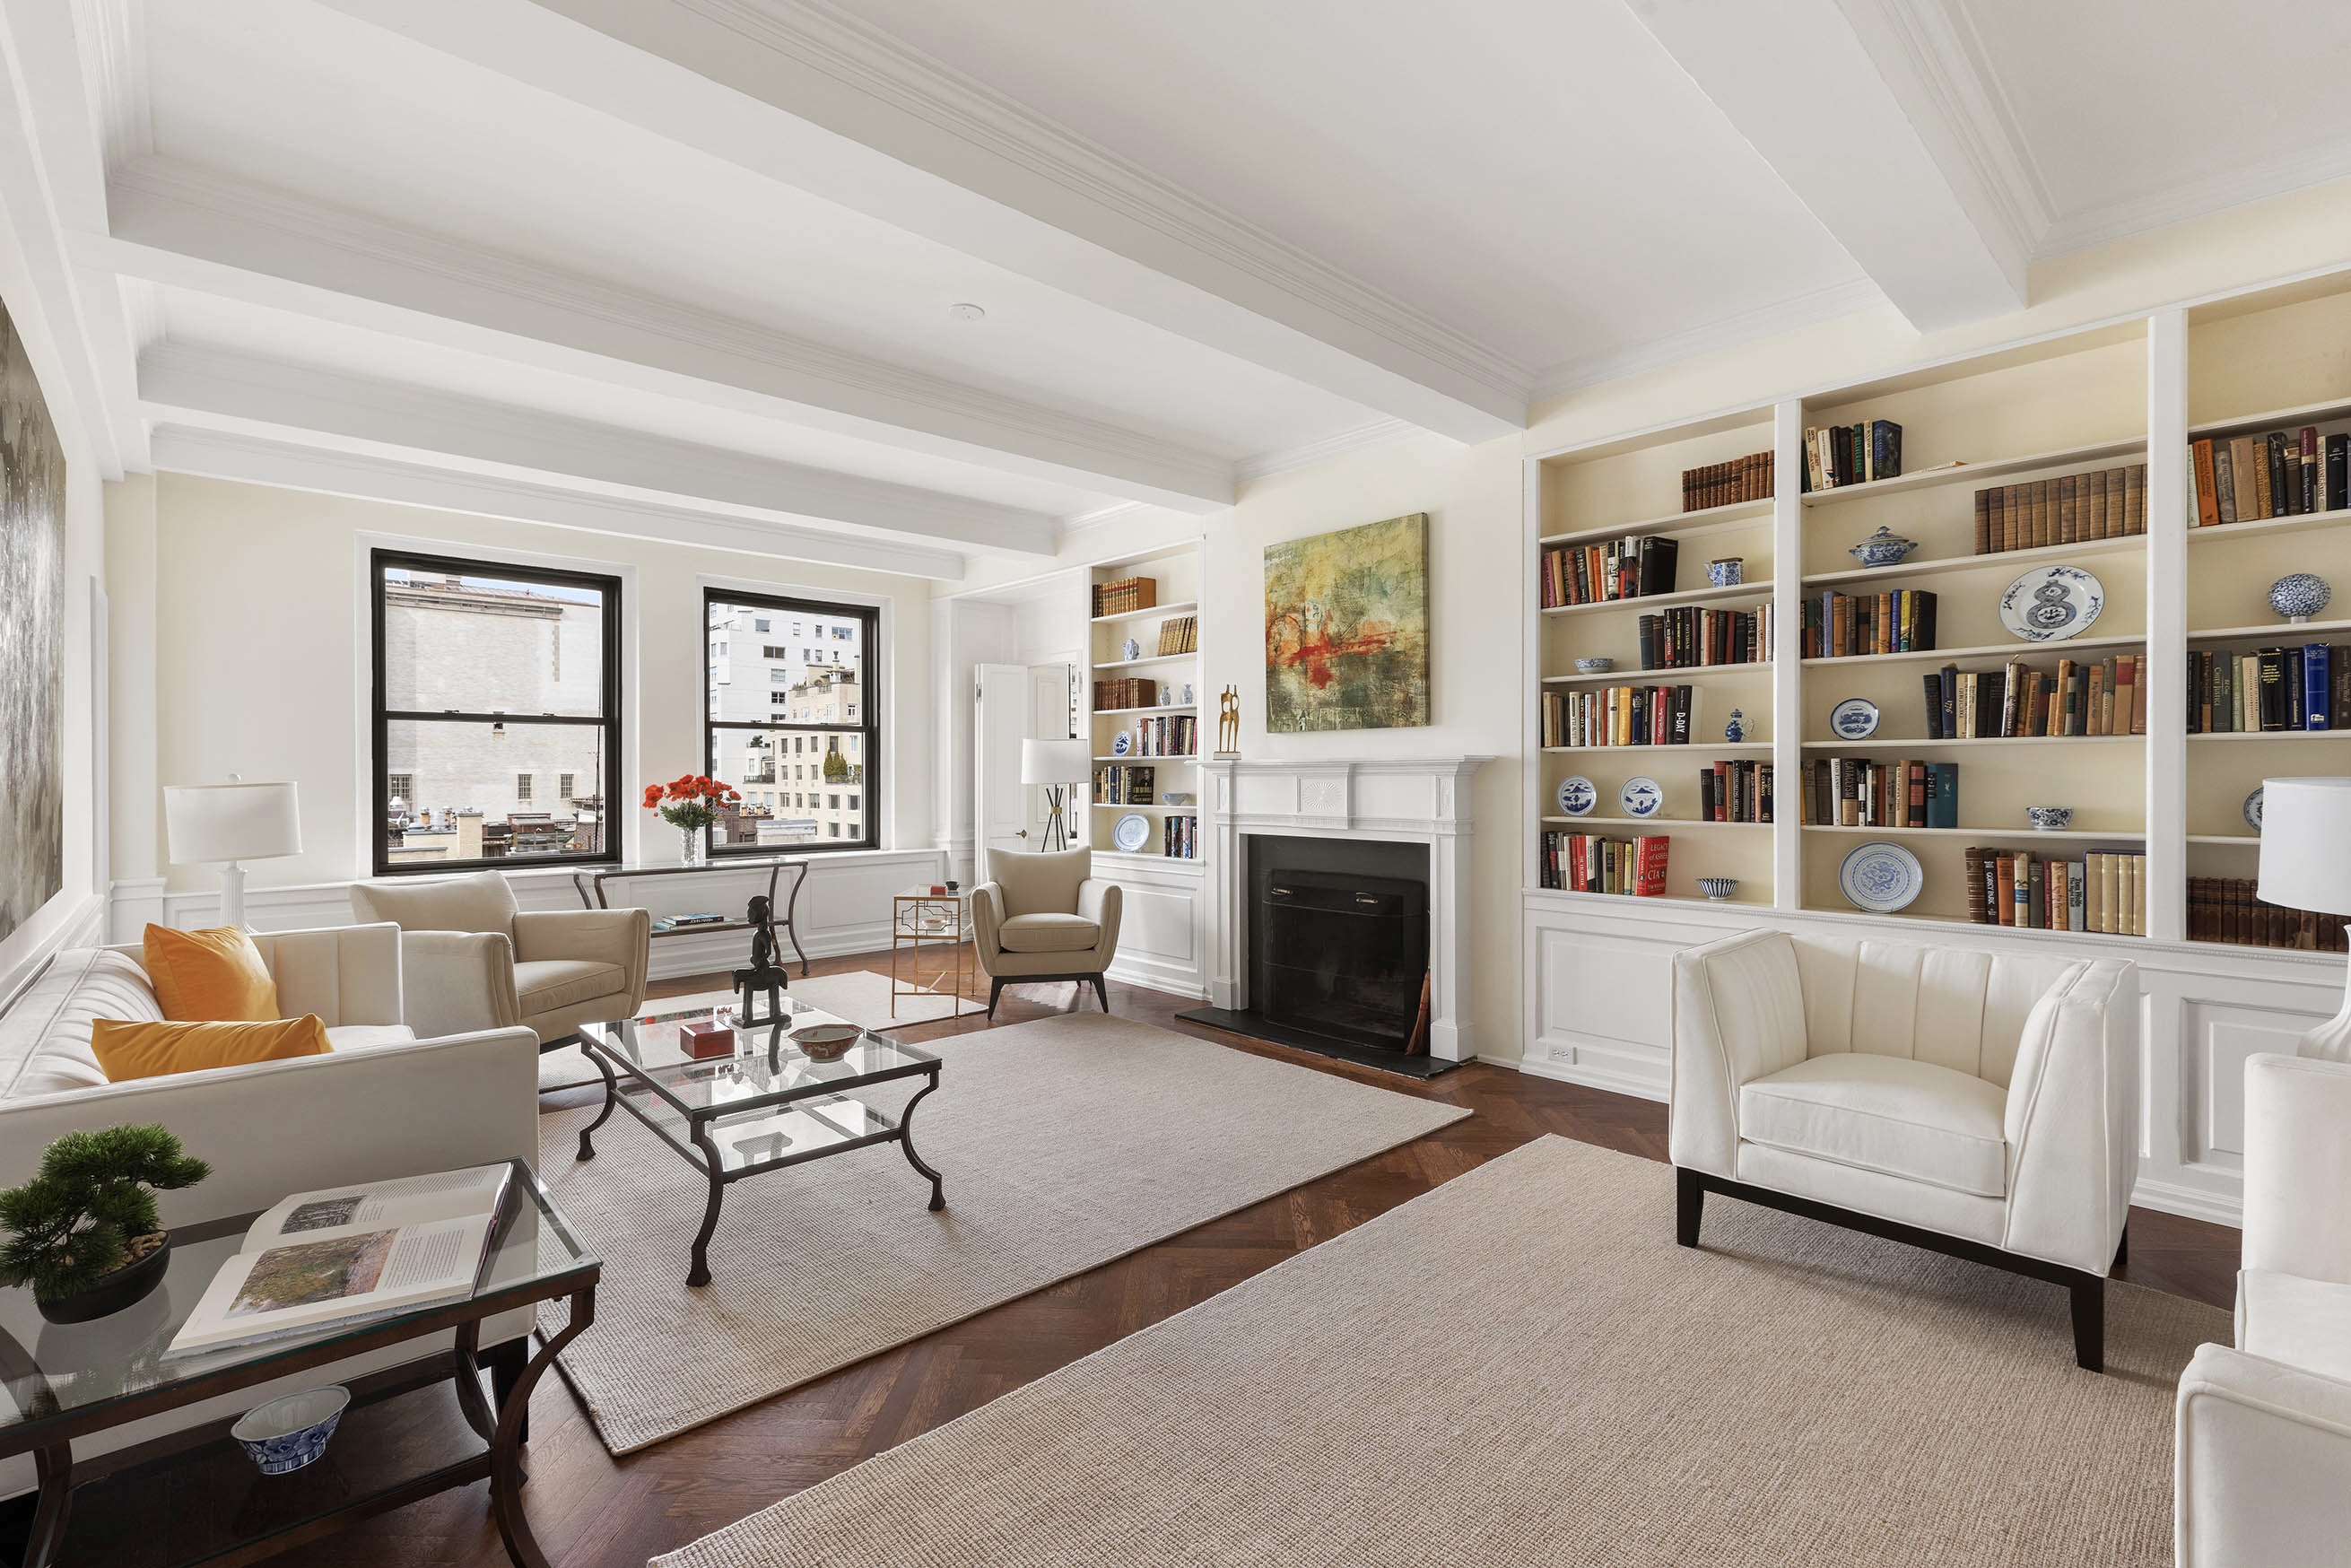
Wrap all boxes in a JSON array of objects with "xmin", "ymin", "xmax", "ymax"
[{"xmin": 1514, "ymin": 1052, "xmax": 1670, "ymax": 1101}]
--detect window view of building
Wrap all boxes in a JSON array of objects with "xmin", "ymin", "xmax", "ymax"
[
  {"xmin": 373, "ymin": 553, "xmax": 622, "ymax": 873},
  {"xmin": 705, "ymin": 591, "xmax": 877, "ymax": 851}
]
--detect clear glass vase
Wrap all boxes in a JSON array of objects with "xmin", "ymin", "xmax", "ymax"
[{"xmin": 679, "ymin": 825, "xmax": 705, "ymax": 867}]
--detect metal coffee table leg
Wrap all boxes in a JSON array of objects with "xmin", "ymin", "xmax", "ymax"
[
  {"xmin": 686, "ymin": 1124, "xmax": 727, "ymax": 1287},
  {"xmin": 898, "ymin": 1074, "xmax": 946, "ymax": 1212},
  {"xmin": 488, "ymin": 1287, "xmax": 595, "ymax": 1568},
  {"xmin": 577, "ymin": 1048, "xmax": 619, "ymax": 1162}
]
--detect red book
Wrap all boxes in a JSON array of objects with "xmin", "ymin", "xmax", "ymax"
[{"xmin": 1634, "ymin": 835, "xmax": 1671, "ymax": 898}]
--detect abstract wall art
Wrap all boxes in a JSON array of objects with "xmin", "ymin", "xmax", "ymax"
[
  {"xmin": 0, "ymin": 297, "xmax": 66, "ymax": 943},
  {"xmin": 1264, "ymin": 512, "xmax": 1429, "ymax": 733}
]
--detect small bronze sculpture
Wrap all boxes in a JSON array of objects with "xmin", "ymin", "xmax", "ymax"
[
  {"xmin": 1216, "ymin": 684, "xmax": 1240, "ymax": 754},
  {"xmin": 733, "ymin": 893, "xmax": 788, "ymax": 1028}
]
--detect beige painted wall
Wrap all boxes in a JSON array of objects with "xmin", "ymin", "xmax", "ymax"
[{"xmin": 113, "ymin": 475, "xmax": 935, "ymax": 892}]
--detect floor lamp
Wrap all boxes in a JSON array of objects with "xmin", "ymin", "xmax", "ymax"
[
  {"xmin": 1021, "ymin": 738, "xmax": 1091, "ymax": 852},
  {"xmin": 2257, "ymin": 777, "xmax": 2351, "ymax": 1062},
  {"xmin": 163, "ymin": 777, "xmax": 304, "ymax": 929}
]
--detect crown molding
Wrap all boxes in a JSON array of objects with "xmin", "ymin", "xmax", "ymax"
[
  {"xmin": 98, "ymin": 157, "xmax": 1239, "ymax": 510},
  {"xmin": 1528, "ymin": 278, "xmax": 1886, "ymax": 406},
  {"xmin": 2037, "ymin": 144, "xmax": 2351, "ymax": 259},
  {"xmin": 137, "ymin": 341, "xmax": 1064, "ymax": 556},
  {"xmin": 1233, "ymin": 418, "xmax": 1419, "ymax": 485},
  {"xmin": 661, "ymin": 0, "xmax": 1530, "ymax": 404},
  {"xmin": 66, "ymin": 0, "xmax": 149, "ymax": 173},
  {"xmin": 148, "ymin": 423, "xmax": 969, "ymax": 580}
]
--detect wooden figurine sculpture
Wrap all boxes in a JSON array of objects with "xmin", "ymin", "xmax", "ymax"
[
  {"xmin": 733, "ymin": 893, "xmax": 788, "ymax": 1028},
  {"xmin": 1217, "ymin": 684, "xmax": 1240, "ymax": 754}
]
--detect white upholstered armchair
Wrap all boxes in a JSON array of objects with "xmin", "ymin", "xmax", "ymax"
[
  {"xmin": 1671, "ymin": 928, "xmax": 2138, "ymax": 1370},
  {"xmin": 2174, "ymin": 1051, "xmax": 2351, "ymax": 1566},
  {"xmin": 352, "ymin": 870, "xmax": 649, "ymax": 1045}
]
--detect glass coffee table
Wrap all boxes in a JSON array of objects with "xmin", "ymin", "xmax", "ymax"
[{"xmin": 573, "ymin": 993, "xmax": 945, "ymax": 1287}]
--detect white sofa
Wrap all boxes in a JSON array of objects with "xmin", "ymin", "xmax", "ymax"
[
  {"xmin": 2174, "ymin": 1052, "xmax": 2351, "ymax": 1566},
  {"xmin": 1671, "ymin": 928, "xmax": 2138, "ymax": 1369},
  {"xmin": 0, "ymin": 922, "xmax": 540, "ymax": 1494}
]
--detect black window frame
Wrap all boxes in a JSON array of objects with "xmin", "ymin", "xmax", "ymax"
[
  {"xmin": 704, "ymin": 587, "xmax": 881, "ymax": 857},
  {"xmin": 370, "ymin": 548, "xmax": 625, "ymax": 877}
]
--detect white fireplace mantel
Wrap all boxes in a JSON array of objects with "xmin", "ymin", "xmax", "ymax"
[{"xmin": 1203, "ymin": 754, "xmax": 1492, "ymax": 1061}]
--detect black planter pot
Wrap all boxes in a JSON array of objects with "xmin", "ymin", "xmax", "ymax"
[{"xmin": 37, "ymin": 1234, "xmax": 171, "ymax": 1325}]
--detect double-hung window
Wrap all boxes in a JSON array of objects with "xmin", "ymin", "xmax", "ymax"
[
  {"xmin": 372, "ymin": 550, "xmax": 623, "ymax": 874},
  {"xmin": 705, "ymin": 588, "xmax": 878, "ymax": 853}
]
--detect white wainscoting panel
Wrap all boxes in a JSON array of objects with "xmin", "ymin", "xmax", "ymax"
[
  {"xmin": 1099, "ymin": 856, "xmax": 1206, "ymax": 998},
  {"xmin": 1524, "ymin": 887, "xmax": 2345, "ymax": 1225}
]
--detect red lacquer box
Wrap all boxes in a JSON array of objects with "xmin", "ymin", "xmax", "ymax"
[{"xmin": 681, "ymin": 1020, "xmax": 738, "ymax": 1059}]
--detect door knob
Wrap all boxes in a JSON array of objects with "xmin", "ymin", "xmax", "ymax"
[{"xmin": 1016, "ymin": 829, "xmax": 1028, "ymax": 838}]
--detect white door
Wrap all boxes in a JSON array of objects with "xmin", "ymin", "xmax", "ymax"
[{"xmin": 974, "ymin": 662, "xmax": 1075, "ymax": 867}]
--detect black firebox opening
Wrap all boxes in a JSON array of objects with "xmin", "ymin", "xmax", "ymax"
[{"xmin": 1254, "ymin": 867, "xmax": 1428, "ymax": 1052}]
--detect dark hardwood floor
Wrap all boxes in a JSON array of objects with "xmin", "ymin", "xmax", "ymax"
[{"xmin": 231, "ymin": 952, "xmax": 2242, "ymax": 1566}]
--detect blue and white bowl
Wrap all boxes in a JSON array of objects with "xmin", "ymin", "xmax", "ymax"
[
  {"xmin": 1574, "ymin": 657, "xmax": 1615, "ymax": 675},
  {"xmin": 1697, "ymin": 877, "xmax": 1739, "ymax": 902},
  {"xmin": 2025, "ymin": 806, "xmax": 2074, "ymax": 832},
  {"xmin": 232, "ymin": 1386, "xmax": 349, "ymax": 1475},
  {"xmin": 2269, "ymin": 572, "xmax": 2332, "ymax": 624}
]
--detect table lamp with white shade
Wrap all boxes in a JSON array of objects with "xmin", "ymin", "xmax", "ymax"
[
  {"xmin": 163, "ymin": 777, "xmax": 303, "ymax": 929},
  {"xmin": 1020, "ymin": 737, "xmax": 1092, "ymax": 853},
  {"xmin": 2256, "ymin": 776, "xmax": 2351, "ymax": 1062}
]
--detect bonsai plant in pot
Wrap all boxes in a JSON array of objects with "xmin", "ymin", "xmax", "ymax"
[{"xmin": 0, "ymin": 1123, "xmax": 209, "ymax": 1324}]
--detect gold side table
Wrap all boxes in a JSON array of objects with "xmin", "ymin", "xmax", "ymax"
[{"xmin": 891, "ymin": 884, "xmax": 972, "ymax": 1018}]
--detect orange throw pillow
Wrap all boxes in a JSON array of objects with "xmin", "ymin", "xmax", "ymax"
[
  {"xmin": 144, "ymin": 925, "xmax": 280, "ymax": 1022},
  {"xmin": 91, "ymin": 1015, "xmax": 329, "ymax": 1083}
]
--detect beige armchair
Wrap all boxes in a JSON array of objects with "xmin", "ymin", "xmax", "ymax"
[
  {"xmin": 971, "ymin": 847, "xmax": 1121, "ymax": 1017},
  {"xmin": 352, "ymin": 870, "xmax": 649, "ymax": 1045}
]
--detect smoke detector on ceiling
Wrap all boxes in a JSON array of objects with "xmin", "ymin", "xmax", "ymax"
[{"xmin": 946, "ymin": 302, "xmax": 987, "ymax": 322}]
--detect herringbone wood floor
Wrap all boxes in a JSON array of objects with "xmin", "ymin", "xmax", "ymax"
[{"xmin": 161, "ymin": 953, "xmax": 2244, "ymax": 1567}]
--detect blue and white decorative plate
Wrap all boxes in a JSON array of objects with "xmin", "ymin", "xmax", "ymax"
[
  {"xmin": 1620, "ymin": 776, "xmax": 1664, "ymax": 818},
  {"xmin": 1110, "ymin": 731, "xmax": 1132, "ymax": 756},
  {"xmin": 2244, "ymin": 786, "xmax": 2265, "ymax": 833},
  {"xmin": 1839, "ymin": 841, "xmax": 1924, "ymax": 913},
  {"xmin": 1998, "ymin": 563, "xmax": 2104, "ymax": 643},
  {"xmin": 1112, "ymin": 812, "xmax": 1153, "ymax": 852},
  {"xmin": 1555, "ymin": 775, "xmax": 1596, "ymax": 816},
  {"xmin": 1828, "ymin": 697, "xmax": 1880, "ymax": 740}
]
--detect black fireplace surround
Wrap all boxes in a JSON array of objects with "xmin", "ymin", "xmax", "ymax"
[{"xmin": 1180, "ymin": 834, "xmax": 1451, "ymax": 1078}]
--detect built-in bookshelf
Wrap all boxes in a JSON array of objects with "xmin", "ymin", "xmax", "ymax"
[
  {"xmin": 1529, "ymin": 287, "xmax": 2351, "ymax": 954},
  {"xmin": 1085, "ymin": 546, "xmax": 1203, "ymax": 861}
]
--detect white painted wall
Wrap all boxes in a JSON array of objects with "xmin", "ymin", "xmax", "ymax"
[{"xmin": 109, "ymin": 474, "xmax": 936, "ymax": 895}]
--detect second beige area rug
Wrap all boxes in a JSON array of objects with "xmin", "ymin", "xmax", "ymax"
[
  {"xmin": 536, "ymin": 1014, "xmax": 1466, "ymax": 1453},
  {"xmin": 660, "ymin": 1135, "xmax": 2225, "ymax": 1568}
]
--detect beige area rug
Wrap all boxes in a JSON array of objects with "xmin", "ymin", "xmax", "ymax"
[
  {"xmin": 536, "ymin": 1014, "xmax": 1467, "ymax": 1454},
  {"xmin": 660, "ymin": 1136, "xmax": 2225, "ymax": 1568}
]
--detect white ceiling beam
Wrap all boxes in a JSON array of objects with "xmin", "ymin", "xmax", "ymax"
[
  {"xmin": 0, "ymin": 0, "xmax": 141, "ymax": 474},
  {"xmin": 310, "ymin": 0, "xmax": 1528, "ymax": 442},
  {"xmin": 91, "ymin": 159, "xmax": 1236, "ymax": 512},
  {"xmin": 148, "ymin": 424, "xmax": 968, "ymax": 581},
  {"xmin": 1624, "ymin": 0, "xmax": 2033, "ymax": 332},
  {"xmin": 137, "ymin": 342, "xmax": 1061, "ymax": 558}
]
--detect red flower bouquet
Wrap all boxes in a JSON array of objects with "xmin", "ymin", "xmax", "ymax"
[{"xmin": 644, "ymin": 774, "xmax": 739, "ymax": 834}]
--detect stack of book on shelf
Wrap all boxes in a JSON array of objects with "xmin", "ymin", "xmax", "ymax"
[
  {"xmin": 1093, "ymin": 764, "xmax": 1155, "ymax": 805},
  {"xmin": 1798, "ymin": 758, "xmax": 1958, "ymax": 827},
  {"xmin": 1539, "ymin": 832, "xmax": 1669, "ymax": 895},
  {"xmin": 1126, "ymin": 715, "xmax": 1197, "ymax": 755},
  {"xmin": 2190, "ymin": 427, "xmax": 2347, "ymax": 525},
  {"xmin": 1541, "ymin": 684, "xmax": 1696, "ymax": 747},
  {"xmin": 1681, "ymin": 450, "xmax": 1772, "ymax": 510},
  {"xmin": 1802, "ymin": 420, "xmax": 1902, "ymax": 492},
  {"xmin": 1699, "ymin": 761, "xmax": 1772, "ymax": 823},
  {"xmin": 2189, "ymin": 878, "xmax": 2349, "ymax": 950},
  {"xmin": 1802, "ymin": 589, "xmax": 1937, "ymax": 658},
  {"xmin": 1162, "ymin": 816, "xmax": 1197, "ymax": 858},
  {"xmin": 1154, "ymin": 614, "xmax": 1198, "ymax": 655},
  {"xmin": 1972, "ymin": 464, "xmax": 2147, "ymax": 552},
  {"xmin": 1539, "ymin": 535, "xmax": 1678, "ymax": 608},
  {"xmin": 651, "ymin": 912, "xmax": 727, "ymax": 933},
  {"xmin": 1093, "ymin": 677, "xmax": 1158, "ymax": 710},
  {"xmin": 1965, "ymin": 848, "xmax": 2145, "ymax": 936},
  {"xmin": 1092, "ymin": 577, "xmax": 1156, "ymax": 617},
  {"xmin": 1922, "ymin": 655, "xmax": 2146, "ymax": 738},
  {"xmin": 2188, "ymin": 645, "xmax": 2345, "ymax": 731},
  {"xmin": 1636, "ymin": 605, "xmax": 1772, "ymax": 669}
]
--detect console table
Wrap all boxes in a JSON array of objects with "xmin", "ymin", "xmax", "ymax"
[{"xmin": 572, "ymin": 856, "xmax": 809, "ymax": 975}]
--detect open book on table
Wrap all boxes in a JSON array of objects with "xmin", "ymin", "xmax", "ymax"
[{"xmin": 167, "ymin": 1163, "xmax": 514, "ymax": 1357}]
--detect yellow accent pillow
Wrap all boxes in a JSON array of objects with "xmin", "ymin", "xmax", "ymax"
[
  {"xmin": 91, "ymin": 1015, "xmax": 330, "ymax": 1083},
  {"xmin": 143, "ymin": 924, "xmax": 280, "ymax": 1022}
]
